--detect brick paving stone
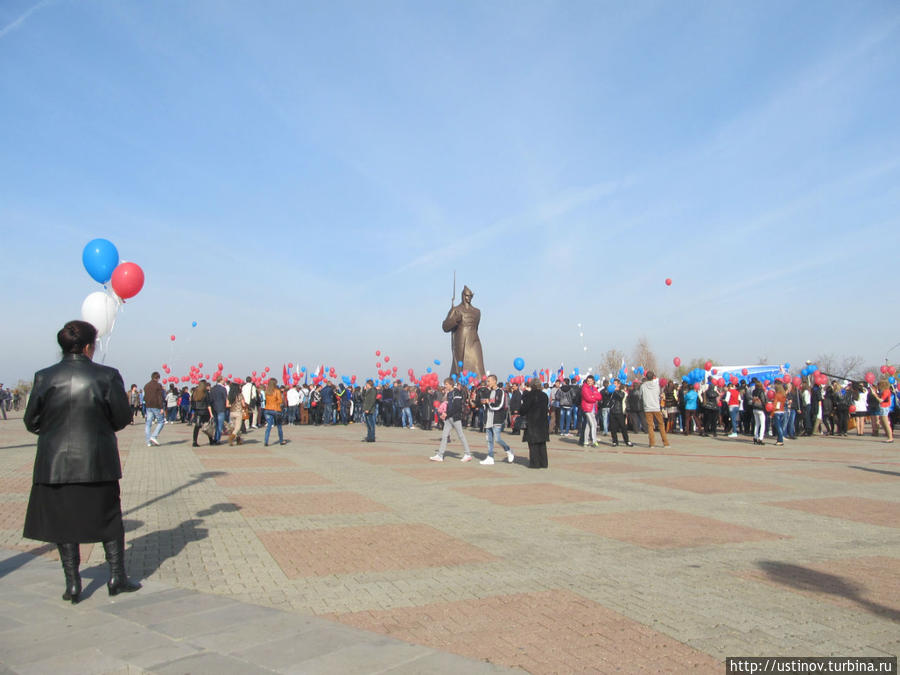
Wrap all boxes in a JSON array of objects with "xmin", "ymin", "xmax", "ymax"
[
  {"xmin": 553, "ymin": 510, "xmax": 787, "ymax": 548},
  {"xmin": 230, "ymin": 491, "xmax": 390, "ymax": 517},
  {"xmin": 0, "ymin": 476, "xmax": 32, "ymax": 493},
  {"xmin": 257, "ymin": 524, "xmax": 498, "ymax": 577},
  {"xmin": 636, "ymin": 475, "xmax": 787, "ymax": 494},
  {"xmin": 329, "ymin": 589, "xmax": 721, "ymax": 674},
  {"xmin": 740, "ymin": 556, "xmax": 900, "ymax": 622},
  {"xmin": 0, "ymin": 501, "xmax": 27, "ymax": 529},
  {"xmin": 452, "ymin": 482, "xmax": 614, "ymax": 506},
  {"xmin": 326, "ymin": 444, "xmax": 402, "ymax": 454},
  {"xmin": 351, "ymin": 454, "xmax": 429, "ymax": 465},
  {"xmin": 787, "ymin": 466, "xmax": 899, "ymax": 484},
  {"xmin": 557, "ymin": 461, "xmax": 660, "ymax": 474},
  {"xmin": 214, "ymin": 471, "xmax": 332, "ymax": 487},
  {"xmin": 393, "ymin": 467, "xmax": 511, "ymax": 482},
  {"xmin": 766, "ymin": 497, "xmax": 900, "ymax": 528},
  {"xmin": 198, "ymin": 457, "xmax": 296, "ymax": 470}
]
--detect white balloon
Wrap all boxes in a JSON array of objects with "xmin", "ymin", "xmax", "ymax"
[{"xmin": 81, "ymin": 291, "xmax": 119, "ymax": 338}]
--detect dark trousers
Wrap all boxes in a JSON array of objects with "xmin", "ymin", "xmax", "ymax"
[
  {"xmin": 702, "ymin": 408, "xmax": 718, "ymax": 435},
  {"xmin": 627, "ymin": 411, "xmax": 646, "ymax": 433},
  {"xmin": 528, "ymin": 441, "xmax": 548, "ymax": 468},
  {"xmin": 683, "ymin": 410, "xmax": 700, "ymax": 435},
  {"xmin": 609, "ymin": 412, "xmax": 629, "ymax": 444},
  {"xmin": 364, "ymin": 411, "xmax": 376, "ymax": 441}
]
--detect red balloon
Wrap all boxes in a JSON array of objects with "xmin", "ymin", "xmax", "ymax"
[
  {"xmin": 162, "ymin": 363, "xmax": 168, "ymax": 369},
  {"xmin": 765, "ymin": 402, "xmax": 774, "ymax": 413},
  {"xmin": 741, "ymin": 368, "xmax": 749, "ymax": 376},
  {"xmin": 384, "ymin": 356, "xmax": 390, "ymax": 363},
  {"xmin": 711, "ymin": 368, "xmax": 718, "ymax": 375},
  {"xmin": 665, "ymin": 278, "xmax": 672, "ymax": 286},
  {"xmin": 881, "ymin": 365, "xmax": 888, "ymax": 374},
  {"xmin": 890, "ymin": 366, "xmax": 897, "ymax": 376},
  {"xmin": 217, "ymin": 363, "xmax": 223, "ymax": 370},
  {"xmin": 865, "ymin": 372, "xmax": 876, "ymax": 384},
  {"xmin": 673, "ymin": 357, "xmax": 681, "ymax": 367},
  {"xmin": 198, "ymin": 362, "xmax": 203, "ymax": 368},
  {"xmin": 170, "ymin": 335, "xmax": 176, "ymax": 341},
  {"xmin": 375, "ymin": 350, "xmax": 381, "ymax": 356},
  {"xmin": 376, "ymin": 362, "xmax": 381, "ymax": 368},
  {"xmin": 288, "ymin": 363, "xmax": 293, "ymax": 369},
  {"xmin": 716, "ymin": 378, "xmax": 725, "ymax": 387},
  {"xmin": 252, "ymin": 370, "xmax": 256, "ymax": 376},
  {"xmin": 110, "ymin": 262, "xmax": 145, "ymax": 300},
  {"xmin": 693, "ymin": 382, "xmax": 701, "ymax": 390},
  {"xmin": 793, "ymin": 376, "xmax": 802, "ymax": 387},
  {"xmin": 849, "ymin": 405, "xmax": 857, "ymax": 413},
  {"xmin": 704, "ymin": 360, "xmax": 712, "ymax": 371},
  {"xmin": 766, "ymin": 389, "xmax": 775, "ymax": 400},
  {"xmin": 264, "ymin": 367, "xmax": 270, "ymax": 372}
]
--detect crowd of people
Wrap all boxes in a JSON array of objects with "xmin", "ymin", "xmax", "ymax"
[{"xmin": 127, "ymin": 369, "xmax": 898, "ymax": 461}]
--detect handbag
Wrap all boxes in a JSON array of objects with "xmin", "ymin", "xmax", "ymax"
[{"xmin": 202, "ymin": 417, "xmax": 216, "ymax": 439}]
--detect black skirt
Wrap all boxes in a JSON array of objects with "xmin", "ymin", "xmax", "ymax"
[{"xmin": 23, "ymin": 481, "xmax": 124, "ymax": 544}]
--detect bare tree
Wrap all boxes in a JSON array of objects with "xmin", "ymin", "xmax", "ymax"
[
  {"xmin": 631, "ymin": 337, "xmax": 659, "ymax": 376},
  {"xmin": 598, "ymin": 349, "xmax": 625, "ymax": 381},
  {"xmin": 813, "ymin": 353, "xmax": 864, "ymax": 379}
]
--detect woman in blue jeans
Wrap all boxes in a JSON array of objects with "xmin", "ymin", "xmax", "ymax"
[{"xmin": 262, "ymin": 378, "xmax": 286, "ymax": 446}]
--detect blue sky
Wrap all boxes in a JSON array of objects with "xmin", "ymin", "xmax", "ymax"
[{"xmin": 2, "ymin": 0, "xmax": 899, "ymax": 387}]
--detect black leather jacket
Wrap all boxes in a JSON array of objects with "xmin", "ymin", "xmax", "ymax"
[{"xmin": 23, "ymin": 353, "xmax": 132, "ymax": 484}]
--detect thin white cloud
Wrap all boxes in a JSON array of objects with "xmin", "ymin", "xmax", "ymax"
[{"xmin": 0, "ymin": 0, "xmax": 54, "ymax": 39}]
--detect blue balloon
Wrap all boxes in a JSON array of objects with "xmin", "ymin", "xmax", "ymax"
[
  {"xmin": 457, "ymin": 361, "xmax": 463, "ymax": 368},
  {"xmin": 426, "ymin": 367, "xmax": 432, "ymax": 373},
  {"xmin": 890, "ymin": 376, "xmax": 896, "ymax": 385},
  {"xmin": 810, "ymin": 365, "xmax": 819, "ymax": 373},
  {"xmin": 574, "ymin": 367, "xmax": 580, "ymax": 375},
  {"xmin": 607, "ymin": 384, "xmax": 615, "ymax": 393},
  {"xmin": 434, "ymin": 359, "xmax": 441, "ymax": 365},
  {"xmin": 451, "ymin": 373, "xmax": 457, "ymax": 380},
  {"xmin": 513, "ymin": 357, "xmax": 525, "ymax": 371},
  {"xmin": 682, "ymin": 375, "xmax": 689, "ymax": 382},
  {"xmin": 784, "ymin": 362, "xmax": 791, "ymax": 370},
  {"xmin": 191, "ymin": 321, "xmax": 198, "ymax": 328},
  {"xmin": 300, "ymin": 366, "xmax": 307, "ymax": 373},
  {"xmin": 82, "ymin": 238, "xmax": 119, "ymax": 284}
]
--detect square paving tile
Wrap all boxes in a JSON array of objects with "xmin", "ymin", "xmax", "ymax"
[
  {"xmin": 393, "ymin": 467, "xmax": 510, "ymax": 482},
  {"xmin": 741, "ymin": 556, "xmax": 900, "ymax": 621},
  {"xmin": 766, "ymin": 497, "xmax": 900, "ymax": 528},
  {"xmin": 553, "ymin": 510, "xmax": 786, "ymax": 549},
  {"xmin": 636, "ymin": 476, "xmax": 786, "ymax": 494},
  {"xmin": 681, "ymin": 455, "xmax": 780, "ymax": 466},
  {"xmin": 199, "ymin": 457, "xmax": 295, "ymax": 470},
  {"xmin": 452, "ymin": 482, "xmax": 613, "ymax": 506},
  {"xmin": 558, "ymin": 461, "xmax": 659, "ymax": 474},
  {"xmin": 230, "ymin": 491, "xmax": 389, "ymax": 517},
  {"xmin": 327, "ymin": 445, "xmax": 400, "ymax": 454},
  {"xmin": 329, "ymin": 589, "xmax": 720, "ymax": 674},
  {"xmin": 257, "ymin": 524, "xmax": 498, "ymax": 577},
  {"xmin": 214, "ymin": 471, "xmax": 332, "ymax": 487},
  {"xmin": 193, "ymin": 447, "xmax": 273, "ymax": 455}
]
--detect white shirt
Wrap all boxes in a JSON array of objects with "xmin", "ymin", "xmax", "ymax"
[{"xmin": 286, "ymin": 387, "xmax": 301, "ymax": 406}]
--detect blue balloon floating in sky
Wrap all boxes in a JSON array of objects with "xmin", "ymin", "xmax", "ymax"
[
  {"xmin": 191, "ymin": 321, "xmax": 198, "ymax": 328},
  {"xmin": 434, "ymin": 359, "xmax": 441, "ymax": 365},
  {"xmin": 82, "ymin": 238, "xmax": 119, "ymax": 284},
  {"xmin": 513, "ymin": 357, "xmax": 525, "ymax": 371},
  {"xmin": 457, "ymin": 361, "xmax": 463, "ymax": 368}
]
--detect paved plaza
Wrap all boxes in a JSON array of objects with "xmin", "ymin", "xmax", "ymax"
[{"xmin": 0, "ymin": 411, "xmax": 898, "ymax": 673}]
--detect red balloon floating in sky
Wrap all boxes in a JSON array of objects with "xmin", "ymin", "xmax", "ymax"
[
  {"xmin": 170, "ymin": 335, "xmax": 176, "ymax": 341},
  {"xmin": 665, "ymin": 278, "xmax": 672, "ymax": 286}
]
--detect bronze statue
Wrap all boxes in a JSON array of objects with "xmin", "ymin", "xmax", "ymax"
[{"xmin": 442, "ymin": 285, "xmax": 485, "ymax": 378}]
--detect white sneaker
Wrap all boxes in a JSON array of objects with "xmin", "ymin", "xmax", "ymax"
[
  {"xmin": 728, "ymin": 432, "xmax": 738, "ymax": 438},
  {"xmin": 480, "ymin": 456, "xmax": 494, "ymax": 465},
  {"xmin": 506, "ymin": 451, "xmax": 515, "ymax": 463},
  {"xmin": 460, "ymin": 455, "xmax": 473, "ymax": 463},
  {"xmin": 429, "ymin": 454, "xmax": 443, "ymax": 462},
  {"xmin": 149, "ymin": 437, "xmax": 160, "ymax": 446}
]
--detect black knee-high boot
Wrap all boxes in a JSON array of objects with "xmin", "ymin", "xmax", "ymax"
[
  {"xmin": 102, "ymin": 537, "xmax": 141, "ymax": 596},
  {"xmin": 57, "ymin": 543, "xmax": 81, "ymax": 604}
]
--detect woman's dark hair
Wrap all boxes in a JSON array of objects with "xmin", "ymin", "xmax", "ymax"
[{"xmin": 57, "ymin": 320, "xmax": 97, "ymax": 354}]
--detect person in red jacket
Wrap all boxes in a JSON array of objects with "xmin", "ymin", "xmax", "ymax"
[{"xmin": 580, "ymin": 375, "xmax": 603, "ymax": 447}]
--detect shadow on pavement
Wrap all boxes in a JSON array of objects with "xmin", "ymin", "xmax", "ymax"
[
  {"xmin": 123, "ymin": 471, "xmax": 227, "ymax": 516},
  {"xmin": 756, "ymin": 560, "xmax": 900, "ymax": 622},
  {"xmin": 847, "ymin": 465, "xmax": 900, "ymax": 478}
]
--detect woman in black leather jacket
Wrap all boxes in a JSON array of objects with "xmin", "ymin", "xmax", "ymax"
[{"xmin": 23, "ymin": 320, "xmax": 140, "ymax": 603}]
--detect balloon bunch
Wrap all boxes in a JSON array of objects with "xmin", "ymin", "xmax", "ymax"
[{"xmin": 80, "ymin": 239, "xmax": 145, "ymax": 341}]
